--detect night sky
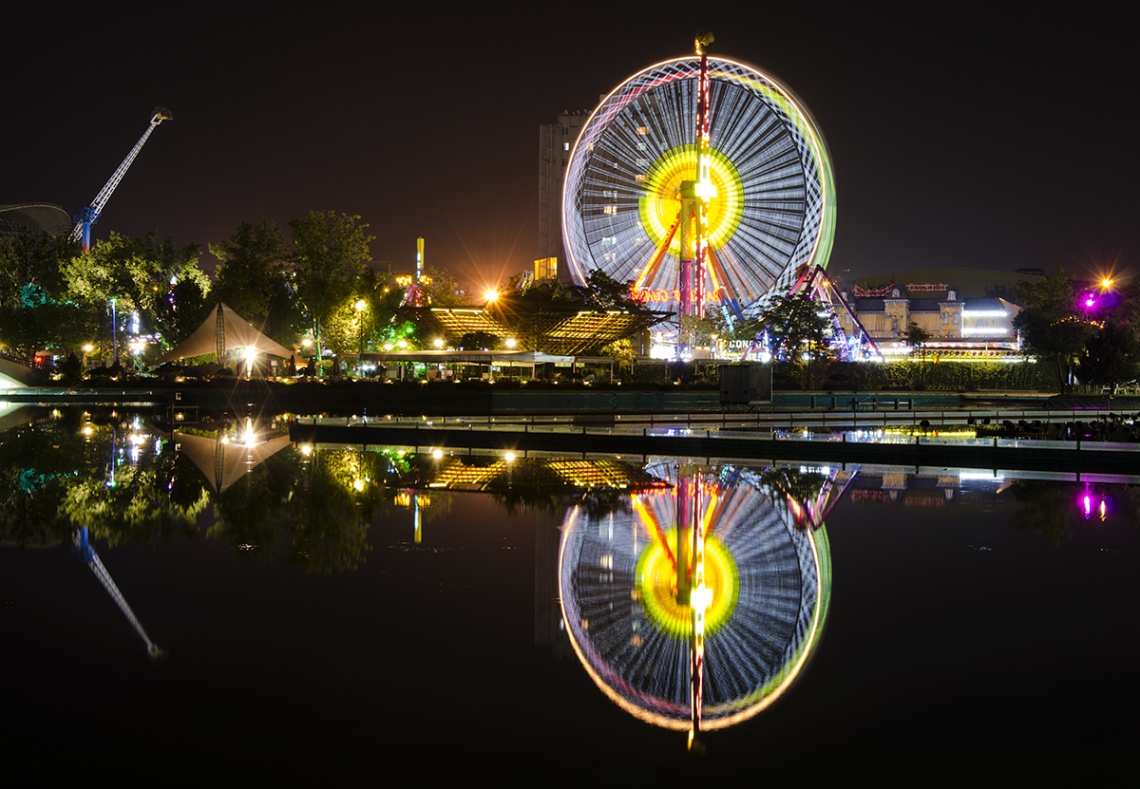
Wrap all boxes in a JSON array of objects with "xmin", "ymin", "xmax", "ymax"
[{"xmin": 4, "ymin": 4, "xmax": 1136, "ymax": 290}]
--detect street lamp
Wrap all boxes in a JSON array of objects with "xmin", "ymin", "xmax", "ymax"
[{"xmin": 355, "ymin": 299, "xmax": 367, "ymax": 378}]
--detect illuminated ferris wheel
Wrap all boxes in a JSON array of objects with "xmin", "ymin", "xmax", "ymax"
[
  {"xmin": 558, "ymin": 463, "xmax": 832, "ymax": 733},
  {"xmin": 562, "ymin": 53, "xmax": 836, "ymax": 320}
]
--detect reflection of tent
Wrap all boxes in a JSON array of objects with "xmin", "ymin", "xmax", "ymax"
[
  {"xmin": 155, "ymin": 304, "xmax": 294, "ymax": 365},
  {"xmin": 174, "ymin": 431, "xmax": 293, "ymax": 492}
]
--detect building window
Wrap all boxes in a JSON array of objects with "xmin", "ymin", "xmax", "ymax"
[{"xmin": 563, "ymin": 142, "xmax": 570, "ymax": 151}]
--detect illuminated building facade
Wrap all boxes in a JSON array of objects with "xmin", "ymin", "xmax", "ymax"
[{"xmin": 837, "ymin": 267, "xmax": 1040, "ymax": 357}]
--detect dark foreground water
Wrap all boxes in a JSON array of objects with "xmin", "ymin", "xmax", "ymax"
[{"xmin": 2, "ymin": 407, "xmax": 1138, "ymax": 785}]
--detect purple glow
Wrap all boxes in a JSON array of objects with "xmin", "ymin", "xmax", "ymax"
[{"xmin": 1083, "ymin": 494, "xmax": 1092, "ymax": 519}]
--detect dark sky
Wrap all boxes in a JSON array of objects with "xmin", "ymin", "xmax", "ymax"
[{"xmin": 4, "ymin": 4, "xmax": 1136, "ymax": 290}]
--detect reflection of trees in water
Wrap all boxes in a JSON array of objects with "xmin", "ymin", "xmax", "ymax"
[
  {"xmin": 1007, "ymin": 481, "xmax": 1076, "ymax": 544},
  {"xmin": 0, "ymin": 416, "xmax": 207, "ymax": 547},
  {"xmin": 0, "ymin": 416, "xmax": 387, "ymax": 573},
  {"xmin": 208, "ymin": 447, "xmax": 387, "ymax": 572}
]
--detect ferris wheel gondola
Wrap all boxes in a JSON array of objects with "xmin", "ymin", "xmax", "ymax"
[{"xmin": 562, "ymin": 54, "xmax": 836, "ymax": 321}]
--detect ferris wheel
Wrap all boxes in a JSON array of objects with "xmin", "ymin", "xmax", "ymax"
[
  {"xmin": 558, "ymin": 463, "xmax": 832, "ymax": 732},
  {"xmin": 562, "ymin": 54, "xmax": 836, "ymax": 320}
]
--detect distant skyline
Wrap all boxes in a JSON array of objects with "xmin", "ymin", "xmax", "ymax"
[{"xmin": 4, "ymin": 4, "xmax": 1136, "ymax": 292}]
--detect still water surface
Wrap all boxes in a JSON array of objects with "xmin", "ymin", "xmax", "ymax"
[{"xmin": 2, "ymin": 408, "xmax": 1137, "ymax": 785}]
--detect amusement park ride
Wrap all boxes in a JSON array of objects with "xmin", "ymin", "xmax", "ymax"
[
  {"xmin": 562, "ymin": 33, "xmax": 881, "ymax": 360},
  {"xmin": 73, "ymin": 525, "xmax": 165, "ymax": 661},
  {"xmin": 71, "ymin": 107, "xmax": 172, "ymax": 253},
  {"xmin": 400, "ymin": 237, "xmax": 430, "ymax": 307},
  {"xmin": 560, "ymin": 460, "xmax": 844, "ymax": 747}
]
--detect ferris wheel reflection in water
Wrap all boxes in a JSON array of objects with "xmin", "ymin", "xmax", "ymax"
[{"xmin": 558, "ymin": 462, "xmax": 840, "ymax": 747}]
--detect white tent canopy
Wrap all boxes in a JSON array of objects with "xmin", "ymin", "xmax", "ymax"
[{"xmin": 155, "ymin": 303, "xmax": 294, "ymax": 365}]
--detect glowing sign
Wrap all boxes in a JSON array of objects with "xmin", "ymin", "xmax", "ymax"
[{"xmin": 633, "ymin": 288, "xmax": 725, "ymax": 304}]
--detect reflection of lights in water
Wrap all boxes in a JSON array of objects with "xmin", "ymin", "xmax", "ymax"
[
  {"xmin": 559, "ymin": 463, "xmax": 831, "ymax": 732},
  {"xmin": 241, "ymin": 418, "xmax": 256, "ymax": 446},
  {"xmin": 1081, "ymin": 486, "xmax": 1109, "ymax": 521}
]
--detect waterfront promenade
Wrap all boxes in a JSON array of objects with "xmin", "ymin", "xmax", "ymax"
[{"xmin": 4, "ymin": 381, "xmax": 1137, "ymax": 474}]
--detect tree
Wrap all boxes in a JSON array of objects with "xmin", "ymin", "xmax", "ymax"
[
  {"xmin": 63, "ymin": 231, "xmax": 206, "ymax": 355},
  {"xmin": 762, "ymin": 294, "xmax": 833, "ymax": 388},
  {"xmin": 903, "ymin": 321, "xmax": 930, "ymax": 354},
  {"xmin": 1078, "ymin": 321, "xmax": 1140, "ymax": 393},
  {"xmin": 288, "ymin": 211, "xmax": 374, "ymax": 358},
  {"xmin": 210, "ymin": 219, "xmax": 296, "ymax": 340},
  {"xmin": 0, "ymin": 230, "xmax": 87, "ymax": 359},
  {"xmin": 419, "ymin": 265, "xmax": 467, "ymax": 307},
  {"xmin": 1014, "ymin": 269, "xmax": 1096, "ymax": 391},
  {"xmin": 320, "ymin": 268, "xmax": 405, "ymax": 356}
]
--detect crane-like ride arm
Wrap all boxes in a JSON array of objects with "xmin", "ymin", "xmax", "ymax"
[{"xmin": 72, "ymin": 107, "xmax": 172, "ymax": 252}]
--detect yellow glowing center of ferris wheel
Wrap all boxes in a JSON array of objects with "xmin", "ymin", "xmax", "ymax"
[
  {"xmin": 638, "ymin": 145, "xmax": 744, "ymax": 255},
  {"xmin": 635, "ymin": 530, "xmax": 739, "ymax": 640}
]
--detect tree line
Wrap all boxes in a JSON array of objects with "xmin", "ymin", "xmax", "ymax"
[{"xmin": 0, "ymin": 211, "xmax": 464, "ymax": 366}]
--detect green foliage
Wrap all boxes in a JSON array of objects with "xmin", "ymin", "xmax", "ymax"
[
  {"xmin": 679, "ymin": 312, "xmax": 729, "ymax": 348},
  {"xmin": 210, "ymin": 219, "xmax": 297, "ymax": 341},
  {"xmin": 63, "ymin": 231, "xmax": 206, "ymax": 352},
  {"xmin": 320, "ymin": 268, "xmax": 406, "ymax": 355},
  {"xmin": 1079, "ymin": 321, "xmax": 1140, "ymax": 392},
  {"xmin": 288, "ymin": 211, "xmax": 374, "ymax": 355},
  {"xmin": 1014, "ymin": 269, "xmax": 1096, "ymax": 390},
  {"xmin": 814, "ymin": 360, "xmax": 1052, "ymax": 391},
  {"xmin": 420, "ymin": 265, "xmax": 467, "ymax": 307},
  {"xmin": 0, "ymin": 230, "xmax": 88, "ymax": 357},
  {"xmin": 764, "ymin": 294, "xmax": 831, "ymax": 360},
  {"xmin": 903, "ymin": 321, "xmax": 931, "ymax": 352},
  {"xmin": 458, "ymin": 331, "xmax": 500, "ymax": 350}
]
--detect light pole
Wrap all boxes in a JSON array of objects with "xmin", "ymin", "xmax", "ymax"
[{"xmin": 355, "ymin": 299, "xmax": 367, "ymax": 378}]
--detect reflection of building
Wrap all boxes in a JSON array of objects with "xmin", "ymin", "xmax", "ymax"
[{"xmin": 539, "ymin": 111, "xmax": 589, "ymax": 283}]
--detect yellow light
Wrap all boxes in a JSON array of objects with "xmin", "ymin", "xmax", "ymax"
[
  {"xmin": 505, "ymin": 338, "xmax": 516, "ymax": 348},
  {"xmin": 1101, "ymin": 278, "xmax": 1114, "ymax": 289},
  {"xmin": 433, "ymin": 339, "xmax": 444, "ymax": 349},
  {"xmin": 300, "ymin": 444, "xmax": 312, "ymax": 457},
  {"xmin": 432, "ymin": 449, "xmax": 443, "ymax": 459},
  {"xmin": 353, "ymin": 478, "xmax": 364, "ymax": 492},
  {"xmin": 82, "ymin": 344, "xmax": 94, "ymax": 353},
  {"xmin": 505, "ymin": 452, "xmax": 515, "ymax": 462},
  {"xmin": 355, "ymin": 299, "xmax": 366, "ymax": 312},
  {"xmin": 484, "ymin": 289, "xmax": 499, "ymax": 302}
]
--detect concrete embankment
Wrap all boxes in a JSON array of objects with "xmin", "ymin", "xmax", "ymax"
[
  {"xmin": 6, "ymin": 381, "xmax": 1129, "ymax": 416},
  {"xmin": 288, "ymin": 421, "xmax": 1140, "ymax": 475}
]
